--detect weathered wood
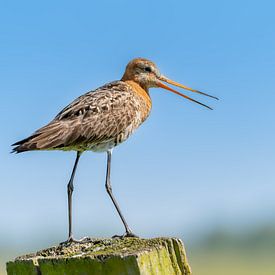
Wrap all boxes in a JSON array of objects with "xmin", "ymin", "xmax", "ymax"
[{"xmin": 6, "ymin": 237, "xmax": 192, "ymax": 275}]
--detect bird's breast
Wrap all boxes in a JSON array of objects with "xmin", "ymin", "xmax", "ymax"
[{"xmin": 124, "ymin": 80, "xmax": 152, "ymax": 119}]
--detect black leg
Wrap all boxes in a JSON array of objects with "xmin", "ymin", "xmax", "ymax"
[
  {"xmin": 67, "ymin": 151, "xmax": 81, "ymax": 242},
  {"xmin": 105, "ymin": 150, "xmax": 138, "ymax": 238}
]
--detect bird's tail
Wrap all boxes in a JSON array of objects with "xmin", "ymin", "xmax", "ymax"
[
  {"xmin": 11, "ymin": 120, "xmax": 79, "ymax": 153},
  {"xmin": 11, "ymin": 134, "xmax": 41, "ymax": 153}
]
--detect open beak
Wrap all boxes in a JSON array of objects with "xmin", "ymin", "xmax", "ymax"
[{"xmin": 157, "ymin": 76, "xmax": 218, "ymax": 110}]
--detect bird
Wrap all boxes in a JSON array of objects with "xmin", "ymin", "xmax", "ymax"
[{"xmin": 12, "ymin": 58, "xmax": 218, "ymax": 243}]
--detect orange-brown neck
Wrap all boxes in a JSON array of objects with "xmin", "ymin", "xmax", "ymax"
[{"xmin": 124, "ymin": 80, "xmax": 152, "ymax": 109}]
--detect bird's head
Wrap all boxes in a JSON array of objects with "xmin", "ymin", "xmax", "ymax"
[{"xmin": 122, "ymin": 58, "xmax": 218, "ymax": 109}]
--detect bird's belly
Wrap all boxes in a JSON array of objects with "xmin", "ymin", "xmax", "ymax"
[
  {"xmin": 87, "ymin": 122, "xmax": 138, "ymax": 152},
  {"xmin": 88, "ymin": 140, "xmax": 117, "ymax": 152}
]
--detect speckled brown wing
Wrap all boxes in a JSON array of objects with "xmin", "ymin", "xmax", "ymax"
[{"xmin": 12, "ymin": 81, "xmax": 147, "ymax": 153}]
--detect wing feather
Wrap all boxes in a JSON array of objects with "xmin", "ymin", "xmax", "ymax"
[{"xmin": 12, "ymin": 81, "xmax": 139, "ymax": 152}]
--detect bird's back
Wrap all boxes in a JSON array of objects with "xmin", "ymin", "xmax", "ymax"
[{"xmin": 12, "ymin": 81, "xmax": 152, "ymax": 153}]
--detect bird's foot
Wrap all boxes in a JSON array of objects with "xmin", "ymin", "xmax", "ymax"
[
  {"xmin": 112, "ymin": 231, "xmax": 139, "ymax": 239},
  {"xmin": 60, "ymin": 236, "xmax": 91, "ymax": 246}
]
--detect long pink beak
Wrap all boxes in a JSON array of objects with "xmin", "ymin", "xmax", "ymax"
[{"xmin": 157, "ymin": 76, "xmax": 218, "ymax": 110}]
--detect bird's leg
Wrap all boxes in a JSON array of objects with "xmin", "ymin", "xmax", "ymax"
[
  {"xmin": 61, "ymin": 151, "xmax": 89, "ymax": 245},
  {"xmin": 105, "ymin": 150, "xmax": 138, "ymax": 238}
]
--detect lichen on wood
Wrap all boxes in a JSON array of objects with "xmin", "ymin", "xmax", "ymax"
[{"xmin": 7, "ymin": 237, "xmax": 192, "ymax": 275}]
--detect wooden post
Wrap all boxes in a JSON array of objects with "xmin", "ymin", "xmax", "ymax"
[{"xmin": 6, "ymin": 237, "xmax": 192, "ymax": 275}]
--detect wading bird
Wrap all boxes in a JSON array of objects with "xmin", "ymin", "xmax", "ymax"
[{"xmin": 12, "ymin": 58, "xmax": 218, "ymax": 243}]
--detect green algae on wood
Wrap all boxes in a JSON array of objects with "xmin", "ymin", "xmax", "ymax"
[{"xmin": 6, "ymin": 237, "xmax": 192, "ymax": 275}]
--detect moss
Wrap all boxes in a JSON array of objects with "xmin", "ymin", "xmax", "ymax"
[
  {"xmin": 7, "ymin": 237, "xmax": 192, "ymax": 275},
  {"xmin": 6, "ymin": 259, "xmax": 39, "ymax": 275}
]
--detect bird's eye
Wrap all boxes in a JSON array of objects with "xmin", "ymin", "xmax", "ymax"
[{"xmin": 144, "ymin": 66, "xmax": 152, "ymax": 72}]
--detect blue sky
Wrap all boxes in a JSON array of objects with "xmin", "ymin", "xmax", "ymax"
[{"xmin": 0, "ymin": 0, "xmax": 275, "ymax": 253}]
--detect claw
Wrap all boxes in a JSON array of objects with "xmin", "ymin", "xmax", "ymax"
[
  {"xmin": 60, "ymin": 236, "xmax": 91, "ymax": 246},
  {"xmin": 112, "ymin": 231, "xmax": 139, "ymax": 239}
]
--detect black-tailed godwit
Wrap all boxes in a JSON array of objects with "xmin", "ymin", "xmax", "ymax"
[{"xmin": 12, "ymin": 58, "xmax": 218, "ymax": 243}]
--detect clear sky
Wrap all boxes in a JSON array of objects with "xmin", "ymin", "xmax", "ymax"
[{"xmin": 0, "ymin": 0, "xmax": 275, "ymax": 252}]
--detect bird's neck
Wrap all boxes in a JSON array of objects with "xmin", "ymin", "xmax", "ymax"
[
  {"xmin": 121, "ymin": 73, "xmax": 149, "ymax": 91},
  {"xmin": 124, "ymin": 80, "xmax": 152, "ymax": 108}
]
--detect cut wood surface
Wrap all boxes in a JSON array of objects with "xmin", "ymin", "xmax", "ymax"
[{"xmin": 7, "ymin": 237, "xmax": 192, "ymax": 275}]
